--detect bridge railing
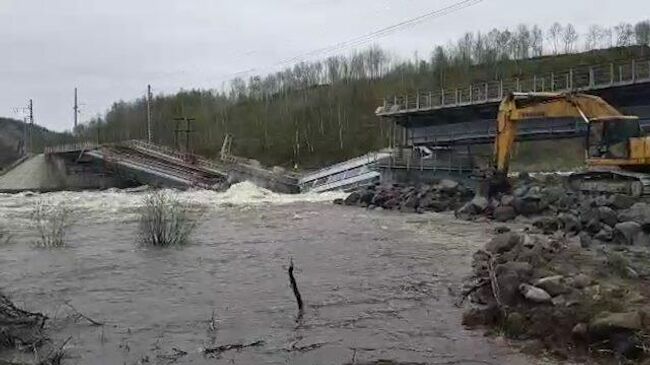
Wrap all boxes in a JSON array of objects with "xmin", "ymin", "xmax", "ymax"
[
  {"xmin": 378, "ymin": 57, "xmax": 650, "ymax": 116},
  {"xmin": 44, "ymin": 142, "xmax": 99, "ymax": 155}
]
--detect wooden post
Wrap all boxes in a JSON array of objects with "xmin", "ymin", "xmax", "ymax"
[
  {"xmin": 610, "ymin": 63, "xmax": 615, "ymax": 85},
  {"xmin": 441, "ymin": 89, "xmax": 445, "ymax": 105},
  {"xmin": 455, "ymin": 89, "xmax": 459, "ymax": 104},
  {"xmin": 541, "ymin": 77, "xmax": 545, "ymax": 91},
  {"xmin": 469, "ymin": 84, "xmax": 473, "ymax": 103},
  {"xmin": 533, "ymin": 75, "xmax": 537, "ymax": 92},
  {"xmin": 415, "ymin": 92, "xmax": 420, "ymax": 110},
  {"xmin": 569, "ymin": 68, "xmax": 574, "ymax": 90},
  {"xmin": 632, "ymin": 60, "xmax": 636, "ymax": 83},
  {"xmin": 428, "ymin": 91, "xmax": 432, "ymax": 107},
  {"xmin": 516, "ymin": 78, "xmax": 520, "ymax": 92},
  {"xmin": 405, "ymin": 95, "xmax": 409, "ymax": 110},
  {"xmin": 499, "ymin": 79, "xmax": 503, "ymax": 98},
  {"xmin": 589, "ymin": 67, "xmax": 594, "ymax": 88},
  {"xmin": 484, "ymin": 82, "xmax": 489, "ymax": 101}
]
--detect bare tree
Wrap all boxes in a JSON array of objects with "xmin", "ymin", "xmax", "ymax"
[
  {"xmin": 585, "ymin": 25, "xmax": 604, "ymax": 51},
  {"xmin": 614, "ymin": 22, "xmax": 634, "ymax": 46},
  {"xmin": 531, "ymin": 25, "xmax": 544, "ymax": 56},
  {"xmin": 635, "ymin": 20, "xmax": 650, "ymax": 45},
  {"xmin": 547, "ymin": 22, "xmax": 563, "ymax": 55},
  {"xmin": 562, "ymin": 24, "xmax": 579, "ymax": 54},
  {"xmin": 601, "ymin": 27, "xmax": 614, "ymax": 48}
]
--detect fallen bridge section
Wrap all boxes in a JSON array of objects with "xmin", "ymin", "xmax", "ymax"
[{"xmin": 0, "ymin": 141, "xmax": 299, "ymax": 194}]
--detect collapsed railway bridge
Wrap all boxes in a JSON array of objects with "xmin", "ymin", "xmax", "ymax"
[{"xmin": 0, "ymin": 140, "xmax": 299, "ymax": 194}]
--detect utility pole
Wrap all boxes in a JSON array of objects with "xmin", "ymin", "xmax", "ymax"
[
  {"xmin": 27, "ymin": 99, "xmax": 33, "ymax": 154},
  {"xmin": 172, "ymin": 116, "xmax": 195, "ymax": 152},
  {"xmin": 146, "ymin": 84, "xmax": 152, "ymax": 143},
  {"xmin": 73, "ymin": 87, "xmax": 79, "ymax": 131}
]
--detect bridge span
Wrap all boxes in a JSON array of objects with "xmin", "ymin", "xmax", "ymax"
[
  {"xmin": 0, "ymin": 140, "xmax": 299, "ymax": 194},
  {"xmin": 376, "ymin": 56, "xmax": 650, "ymax": 147}
]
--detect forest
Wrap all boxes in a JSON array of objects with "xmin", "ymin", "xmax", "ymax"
[{"xmin": 72, "ymin": 20, "xmax": 650, "ymax": 169}]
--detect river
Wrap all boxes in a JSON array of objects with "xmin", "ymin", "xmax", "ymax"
[{"xmin": 0, "ymin": 182, "xmax": 550, "ymax": 364}]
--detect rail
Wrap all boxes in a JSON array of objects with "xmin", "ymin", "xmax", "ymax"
[{"xmin": 377, "ymin": 57, "xmax": 650, "ymax": 116}]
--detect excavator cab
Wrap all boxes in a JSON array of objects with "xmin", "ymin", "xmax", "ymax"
[{"xmin": 588, "ymin": 117, "xmax": 641, "ymax": 160}]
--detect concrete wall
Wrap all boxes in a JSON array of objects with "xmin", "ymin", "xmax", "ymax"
[{"xmin": 0, "ymin": 154, "xmax": 128, "ymax": 193}]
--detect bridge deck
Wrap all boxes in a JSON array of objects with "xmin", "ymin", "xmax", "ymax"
[
  {"xmin": 40, "ymin": 140, "xmax": 299, "ymax": 193},
  {"xmin": 377, "ymin": 57, "xmax": 650, "ymax": 117}
]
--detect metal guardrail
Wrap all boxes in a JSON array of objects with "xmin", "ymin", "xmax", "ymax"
[
  {"xmin": 44, "ymin": 142, "xmax": 99, "ymax": 155},
  {"xmin": 378, "ymin": 57, "xmax": 650, "ymax": 116}
]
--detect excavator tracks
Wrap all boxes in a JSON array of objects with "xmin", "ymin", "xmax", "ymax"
[{"xmin": 568, "ymin": 170, "xmax": 650, "ymax": 197}]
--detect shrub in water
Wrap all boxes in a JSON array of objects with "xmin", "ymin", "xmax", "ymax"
[
  {"xmin": 138, "ymin": 190, "xmax": 200, "ymax": 247},
  {"xmin": 31, "ymin": 201, "xmax": 72, "ymax": 248},
  {"xmin": 0, "ymin": 225, "xmax": 10, "ymax": 245}
]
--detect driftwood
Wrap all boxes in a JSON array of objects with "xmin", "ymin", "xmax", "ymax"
[
  {"xmin": 203, "ymin": 340, "xmax": 264, "ymax": 356},
  {"xmin": 454, "ymin": 280, "xmax": 490, "ymax": 307},
  {"xmin": 0, "ymin": 292, "xmax": 48, "ymax": 349},
  {"xmin": 64, "ymin": 301, "xmax": 104, "ymax": 326},
  {"xmin": 288, "ymin": 259, "xmax": 304, "ymax": 313}
]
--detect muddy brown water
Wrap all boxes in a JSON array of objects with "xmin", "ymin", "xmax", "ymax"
[{"xmin": 0, "ymin": 184, "xmax": 554, "ymax": 364}]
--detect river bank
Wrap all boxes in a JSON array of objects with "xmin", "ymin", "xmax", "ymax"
[{"xmin": 340, "ymin": 176, "xmax": 650, "ymax": 364}]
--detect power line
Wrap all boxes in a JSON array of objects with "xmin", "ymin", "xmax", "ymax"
[
  {"xmin": 275, "ymin": 0, "xmax": 484, "ymax": 66},
  {"xmin": 211, "ymin": 0, "xmax": 484, "ymax": 84}
]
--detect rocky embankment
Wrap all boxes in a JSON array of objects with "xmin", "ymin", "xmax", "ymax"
[
  {"xmin": 334, "ymin": 179, "xmax": 474, "ymax": 213},
  {"xmin": 338, "ymin": 175, "xmax": 650, "ymax": 363}
]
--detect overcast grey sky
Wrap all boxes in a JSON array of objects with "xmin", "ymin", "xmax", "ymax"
[{"xmin": 0, "ymin": 0, "xmax": 648, "ymax": 131}]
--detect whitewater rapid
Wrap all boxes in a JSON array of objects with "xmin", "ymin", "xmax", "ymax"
[{"xmin": 0, "ymin": 181, "xmax": 347, "ymax": 226}]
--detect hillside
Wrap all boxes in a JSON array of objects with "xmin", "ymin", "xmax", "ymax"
[
  {"xmin": 0, "ymin": 118, "xmax": 71, "ymax": 171},
  {"xmin": 73, "ymin": 21, "xmax": 650, "ymax": 169}
]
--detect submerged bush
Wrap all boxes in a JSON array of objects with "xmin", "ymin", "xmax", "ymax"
[
  {"xmin": 0, "ymin": 225, "xmax": 11, "ymax": 245},
  {"xmin": 31, "ymin": 201, "xmax": 72, "ymax": 248},
  {"xmin": 138, "ymin": 191, "xmax": 200, "ymax": 247}
]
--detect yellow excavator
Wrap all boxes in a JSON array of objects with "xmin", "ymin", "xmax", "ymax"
[{"xmin": 489, "ymin": 91, "xmax": 650, "ymax": 197}]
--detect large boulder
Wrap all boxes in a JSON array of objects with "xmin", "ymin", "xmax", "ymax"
[
  {"xmin": 541, "ymin": 186, "xmax": 567, "ymax": 205},
  {"xmin": 614, "ymin": 222, "xmax": 642, "ymax": 245},
  {"xmin": 533, "ymin": 275, "xmax": 570, "ymax": 297},
  {"xmin": 494, "ymin": 206, "xmax": 517, "ymax": 222},
  {"xmin": 519, "ymin": 284, "xmax": 552, "ymax": 303},
  {"xmin": 589, "ymin": 311, "xmax": 643, "ymax": 337},
  {"xmin": 513, "ymin": 197, "xmax": 542, "ymax": 216},
  {"xmin": 438, "ymin": 179, "xmax": 460, "ymax": 194},
  {"xmin": 558, "ymin": 213, "xmax": 581, "ymax": 233},
  {"xmin": 359, "ymin": 190, "xmax": 376, "ymax": 206},
  {"xmin": 401, "ymin": 193, "xmax": 420, "ymax": 209},
  {"xmin": 594, "ymin": 225, "xmax": 614, "ymax": 242},
  {"xmin": 344, "ymin": 192, "xmax": 361, "ymax": 206},
  {"xmin": 532, "ymin": 216, "xmax": 560, "ymax": 234},
  {"xmin": 485, "ymin": 232, "xmax": 522, "ymax": 254},
  {"xmin": 457, "ymin": 195, "xmax": 489, "ymax": 217},
  {"xmin": 619, "ymin": 202, "xmax": 650, "ymax": 225},
  {"xmin": 611, "ymin": 194, "xmax": 636, "ymax": 210},
  {"xmin": 598, "ymin": 206, "xmax": 618, "ymax": 227}
]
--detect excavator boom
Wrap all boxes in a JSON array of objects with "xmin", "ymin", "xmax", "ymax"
[{"xmin": 490, "ymin": 92, "xmax": 646, "ymax": 197}]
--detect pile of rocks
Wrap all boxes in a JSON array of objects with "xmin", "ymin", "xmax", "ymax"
[
  {"xmin": 462, "ymin": 231, "xmax": 650, "ymax": 361},
  {"xmin": 455, "ymin": 174, "xmax": 650, "ymax": 249},
  {"xmin": 334, "ymin": 179, "xmax": 474, "ymax": 213}
]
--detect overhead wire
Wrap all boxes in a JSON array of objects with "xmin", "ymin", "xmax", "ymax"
[{"xmin": 212, "ymin": 0, "xmax": 485, "ymax": 83}]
